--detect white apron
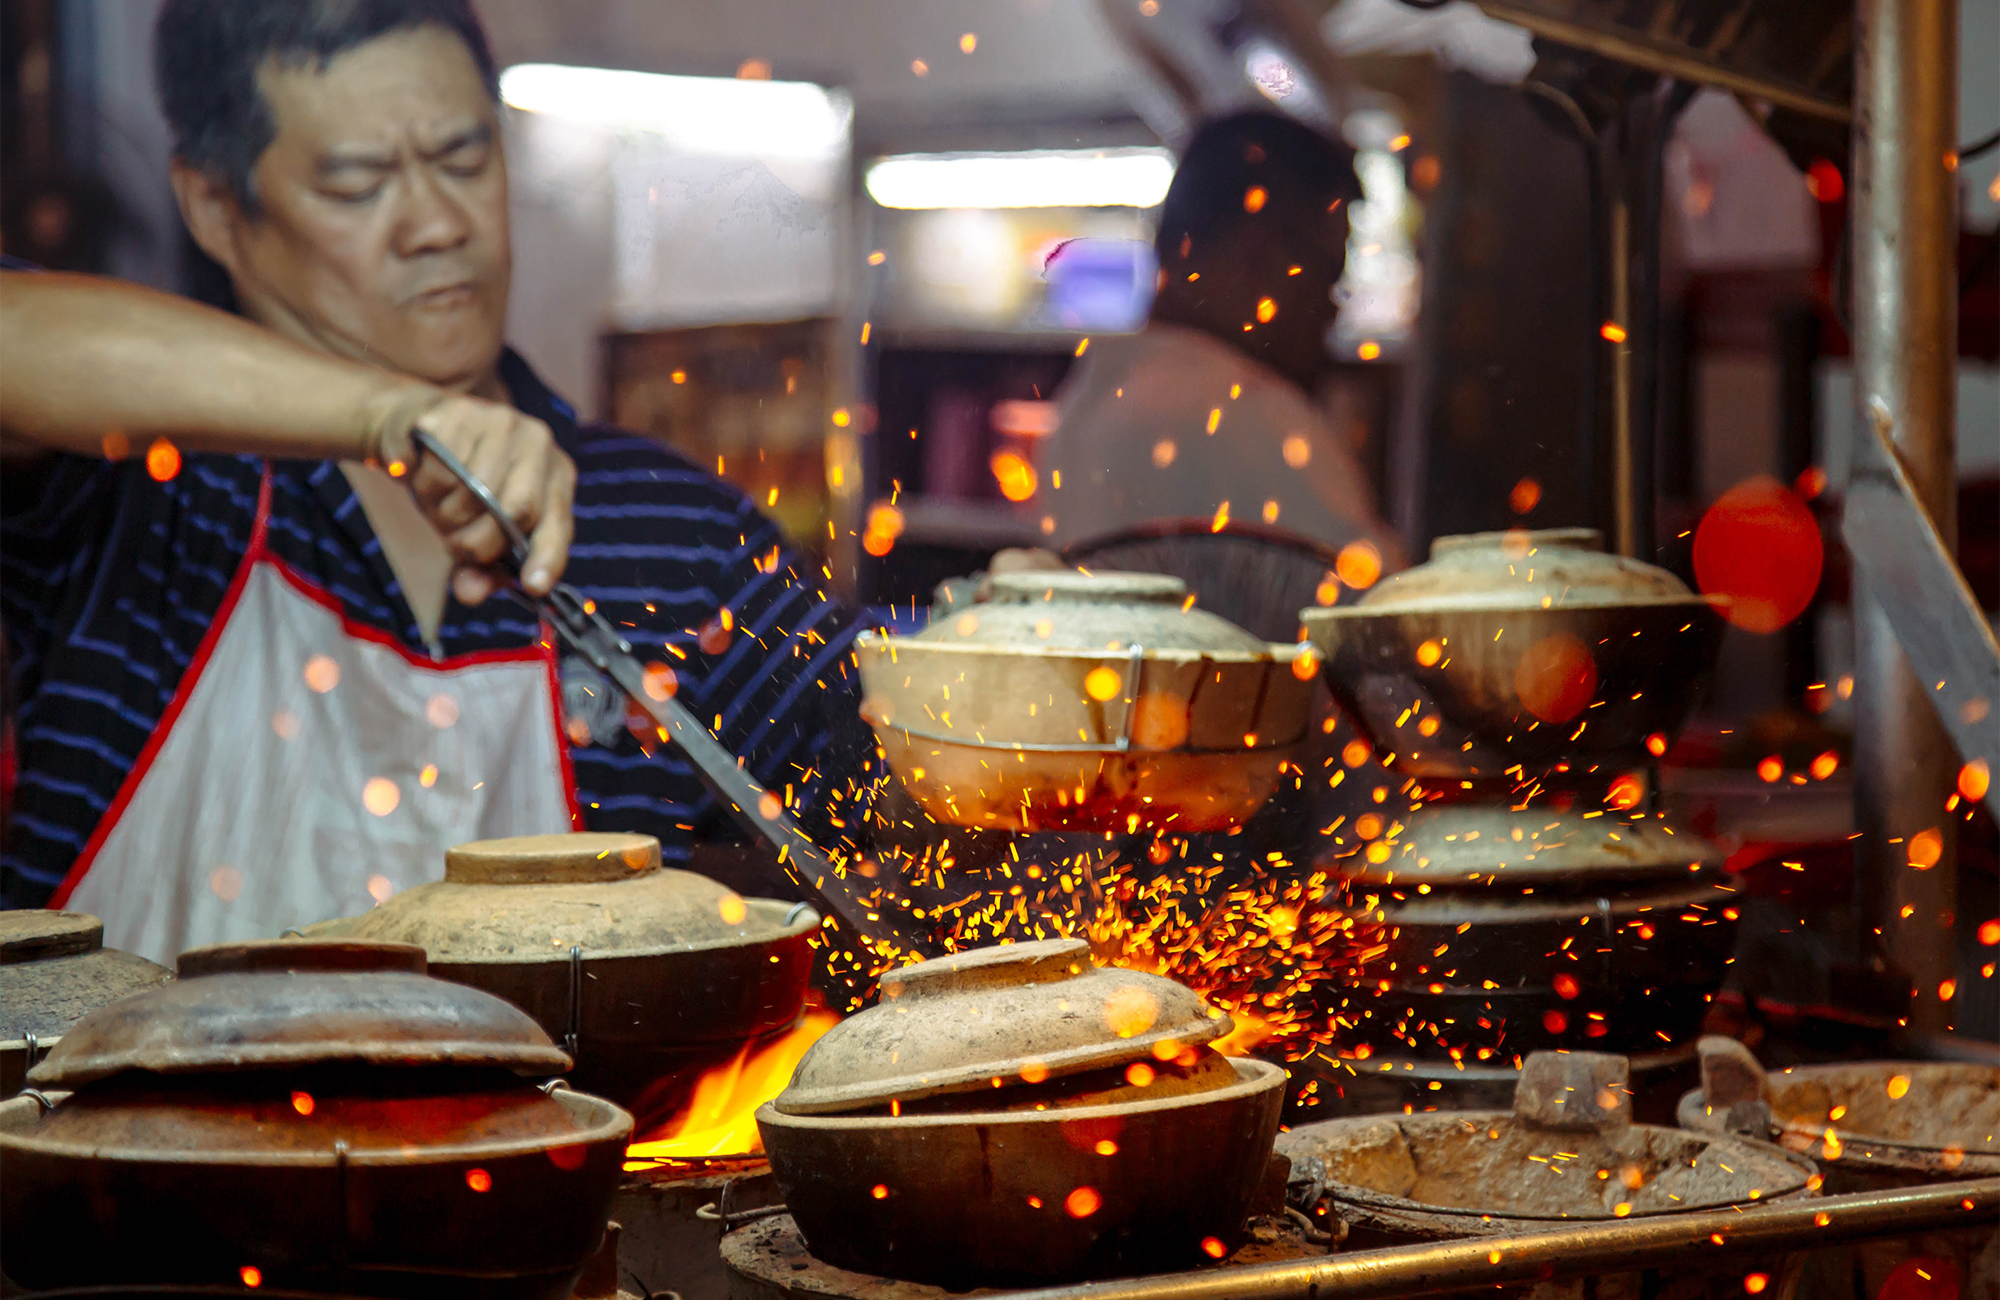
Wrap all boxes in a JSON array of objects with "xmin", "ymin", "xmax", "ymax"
[{"xmin": 51, "ymin": 471, "xmax": 578, "ymax": 965}]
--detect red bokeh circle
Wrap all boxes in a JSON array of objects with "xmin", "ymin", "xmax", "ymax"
[
  {"xmin": 1514, "ymin": 633, "xmax": 1598, "ymax": 723},
  {"xmin": 1693, "ymin": 476, "xmax": 1823, "ymax": 634}
]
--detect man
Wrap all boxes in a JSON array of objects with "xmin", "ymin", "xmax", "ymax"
[
  {"xmin": 1042, "ymin": 111, "xmax": 1399, "ymax": 559},
  {"xmin": 1, "ymin": 0, "xmax": 873, "ymax": 961}
]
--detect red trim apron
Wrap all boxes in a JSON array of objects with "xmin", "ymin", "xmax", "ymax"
[{"xmin": 52, "ymin": 469, "xmax": 579, "ymax": 965}]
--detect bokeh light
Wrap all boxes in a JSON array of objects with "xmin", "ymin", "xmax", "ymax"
[
  {"xmin": 1064, "ymin": 1185, "xmax": 1103, "ymax": 1218},
  {"xmin": 1875, "ymin": 1256, "xmax": 1957, "ymax": 1300},
  {"xmin": 1693, "ymin": 476, "xmax": 1823, "ymax": 633},
  {"xmin": 1804, "ymin": 159, "xmax": 1844, "ymax": 203},
  {"xmin": 362, "ymin": 778, "xmax": 399, "ymax": 817},
  {"xmin": 991, "ymin": 451, "xmax": 1038, "ymax": 502},
  {"xmin": 642, "ymin": 662, "xmax": 679, "ymax": 701},
  {"xmin": 303, "ymin": 655, "xmax": 341, "ymax": 694},
  {"xmin": 146, "ymin": 437, "xmax": 181, "ymax": 482},
  {"xmin": 1513, "ymin": 634, "xmax": 1597, "ymax": 723},
  {"xmin": 1335, "ymin": 541, "xmax": 1381, "ymax": 590}
]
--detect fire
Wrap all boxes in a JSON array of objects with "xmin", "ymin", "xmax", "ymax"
[
  {"xmin": 1209, "ymin": 1006, "xmax": 1275, "ymax": 1056},
  {"xmin": 623, "ymin": 1011, "xmax": 840, "ymax": 1169}
]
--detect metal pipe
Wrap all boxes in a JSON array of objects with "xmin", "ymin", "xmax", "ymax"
[
  {"xmin": 1608, "ymin": 179, "xmax": 1636, "ymax": 557},
  {"xmin": 1850, "ymin": 0, "xmax": 1960, "ymax": 1035},
  {"xmin": 993, "ymin": 1177, "xmax": 2000, "ymax": 1300},
  {"xmin": 1468, "ymin": 2, "xmax": 1850, "ymax": 123}
]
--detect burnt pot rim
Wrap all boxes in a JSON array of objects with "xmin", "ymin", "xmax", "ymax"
[
  {"xmin": 0, "ymin": 1084, "xmax": 631, "ymax": 1167},
  {"xmin": 759, "ymin": 1055, "xmax": 1283, "ymax": 1129},
  {"xmin": 1677, "ymin": 1058, "xmax": 2000, "ymax": 1163},
  {"xmin": 1296, "ymin": 1108, "xmax": 1818, "ymax": 1224},
  {"xmin": 853, "ymin": 631, "xmax": 1306, "ymax": 665},
  {"xmin": 414, "ymin": 895, "xmax": 819, "ymax": 966},
  {"xmin": 1305, "ymin": 594, "xmax": 1720, "ymax": 621}
]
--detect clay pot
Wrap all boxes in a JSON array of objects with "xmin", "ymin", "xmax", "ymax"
[
  {"xmin": 307, "ymin": 833, "xmax": 817, "ymax": 1109},
  {"xmin": 1679, "ymin": 1040, "xmax": 1999, "ymax": 1300},
  {"xmin": 856, "ymin": 570, "xmax": 1312, "ymax": 831},
  {"xmin": 0, "ymin": 938, "xmax": 630, "ymax": 1298},
  {"xmin": 1301, "ymin": 529, "xmax": 1723, "ymax": 780},
  {"xmin": 1680, "ymin": 1039, "xmax": 2000, "ymax": 1184},
  {"xmin": 1323, "ymin": 800, "xmax": 1737, "ymax": 1062},
  {"xmin": 755, "ymin": 939, "xmax": 1285, "ymax": 1284},
  {"xmin": 1, "ymin": 910, "xmax": 170, "ymax": 1097},
  {"xmin": 1280, "ymin": 1052, "xmax": 1816, "ymax": 1300},
  {"xmin": 758, "ymin": 1056, "xmax": 1286, "ymax": 1285}
]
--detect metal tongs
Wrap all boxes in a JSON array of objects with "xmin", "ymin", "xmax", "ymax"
[{"xmin": 409, "ymin": 429, "xmax": 910, "ymax": 949}]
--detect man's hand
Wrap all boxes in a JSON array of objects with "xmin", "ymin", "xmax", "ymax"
[{"xmin": 369, "ymin": 391, "xmax": 576, "ymax": 604}]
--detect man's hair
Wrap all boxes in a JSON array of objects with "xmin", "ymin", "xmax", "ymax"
[
  {"xmin": 155, "ymin": 0, "xmax": 498, "ymax": 209},
  {"xmin": 1154, "ymin": 111, "xmax": 1361, "ymax": 263}
]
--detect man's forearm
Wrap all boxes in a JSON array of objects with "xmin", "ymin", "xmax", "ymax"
[{"xmin": 0, "ymin": 271, "xmax": 438, "ymax": 462}]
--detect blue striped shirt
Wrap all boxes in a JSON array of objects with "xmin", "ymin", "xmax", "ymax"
[{"xmin": 1, "ymin": 349, "xmax": 877, "ymax": 906}]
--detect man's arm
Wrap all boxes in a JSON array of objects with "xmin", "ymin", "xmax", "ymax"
[
  {"xmin": 1, "ymin": 270, "xmax": 433, "ymax": 461},
  {"xmin": 0, "ymin": 270, "xmax": 572, "ymax": 595}
]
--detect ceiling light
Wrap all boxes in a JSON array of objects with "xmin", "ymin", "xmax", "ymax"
[
  {"xmin": 499, "ymin": 63, "xmax": 850, "ymax": 159},
  {"xmin": 864, "ymin": 149, "xmax": 1176, "ymax": 210}
]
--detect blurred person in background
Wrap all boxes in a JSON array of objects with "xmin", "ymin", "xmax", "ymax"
[
  {"xmin": 1041, "ymin": 111, "xmax": 1400, "ymax": 561},
  {"xmin": 0, "ymin": 0, "xmax": 873, "ymax": 960}
]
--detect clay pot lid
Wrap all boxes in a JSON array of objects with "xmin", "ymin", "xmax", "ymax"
[
  {"xmin": 1, "ymin": 912, "xmax": 174, "ymax": 1045},
  {"xmin": 309, "ymin": 832, "xmax": 799, "ymax": 962},
  {"xmin": 1342, "ymin": 804, "xmax": 1722, "ymax": 886},
  {"xmin": 905, "ymin": 569, "xmax": 1274, "ymax": 658},
  {"xmin": 1343, "ymin": 528, "xmax": 1707, "ymax": 614},
  {"xmin": 27, "ymin": 938, "xmax": 570, "ymax": 1089},
  {"xmin": 772, "ymin": 938, "xmax": 1232, "ymax": 1116},
  {"xmin": 2, "ymin": 910, "xmax": 107, "ymax": 964}
]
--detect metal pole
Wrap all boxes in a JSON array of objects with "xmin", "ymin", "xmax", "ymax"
[
  {"xmin": 1467, "ymin": 2, "xmax": 1851, "ymax": 124},
  {"xmin": 1850, "ymin": 0, "xmax": 1960, "ymax": 1035},
  {"xmin": 989, "ymin": 1177, "xmax": 2000, "ymax": 1300},
  {"xmin": 1608, "ymin": 177, "xmax": 1637, "ymax": 557}
]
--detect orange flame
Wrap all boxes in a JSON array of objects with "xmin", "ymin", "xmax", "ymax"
[
  {"xmin": 624, "ymin": 1011, "xmax": 839, "ymax": 1168},
  {"xmin": 1209, "ymin": 1006, "xmax": 1275, "ymax": 1056}
]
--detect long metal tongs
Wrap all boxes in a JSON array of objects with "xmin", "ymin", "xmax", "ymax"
[{"xmin": 409, "ymin": 429, "xmax": 909, "ymax": 948}]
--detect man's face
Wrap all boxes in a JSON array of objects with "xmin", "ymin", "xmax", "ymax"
[{"xmin": 184, "ymin": 26, "xmax": 511, "ymax": 391}]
